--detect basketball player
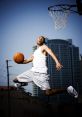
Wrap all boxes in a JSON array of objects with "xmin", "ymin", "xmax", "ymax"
[{"xmin": 13, "ymin": 36, "xmax": 78, "ymax": 98}]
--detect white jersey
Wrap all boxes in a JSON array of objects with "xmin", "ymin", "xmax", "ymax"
[{"xmin": 31, "ymin": 47, "xmax": 48, "ymax": 73}]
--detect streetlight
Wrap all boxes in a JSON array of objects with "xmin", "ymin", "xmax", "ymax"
[{"xmin": 6, "ymin": 59, "xmax": 12, "ymax": 117}]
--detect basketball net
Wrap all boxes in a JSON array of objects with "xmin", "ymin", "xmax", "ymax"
[{"xmin": 48, "ymin": 5, "xmax": 70, "ymax": 30}]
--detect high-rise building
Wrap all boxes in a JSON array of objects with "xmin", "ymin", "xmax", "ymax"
[
  {"xmin": 32, "ymin": 39, "xmax": 80, "ymax": 103},
  {"xmin": 79, "ymin": 55, "xmax": 82, "ymax": 94}
]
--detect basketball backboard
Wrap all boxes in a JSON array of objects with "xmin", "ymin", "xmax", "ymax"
[{"xmin": 76, "ymin": 0, "xmax": 82, "ymax": 15}]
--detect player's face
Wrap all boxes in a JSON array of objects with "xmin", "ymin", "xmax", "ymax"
[{"xmin": 36, "ymin": 36, "xmax": 45, "ymax": 46}]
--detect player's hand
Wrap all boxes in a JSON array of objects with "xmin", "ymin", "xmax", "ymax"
[
  {"xmin": 17, "ymin": 61, "xmax": 24, "ymax": 64},
  {"xmin": 56, "ymin": 62, "xmax": 63, "ymax": 71}
]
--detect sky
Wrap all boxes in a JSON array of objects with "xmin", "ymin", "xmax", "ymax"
[{"xmin": 0, "ymin": 0, "xmax": 82, "ymax": 93}]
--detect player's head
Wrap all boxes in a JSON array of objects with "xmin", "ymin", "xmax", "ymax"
[{"xmin": 36, "ymin": 36, "xmax": 45, "ymax": 46}]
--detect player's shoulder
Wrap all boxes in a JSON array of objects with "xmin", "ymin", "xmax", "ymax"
[
  {"xmin": 42, "ymin": 44, "xmax": 50, "ymax": 51},
  {"xmin": 42, "ymin": 44, "xmax": 48, "ymax": 48}
]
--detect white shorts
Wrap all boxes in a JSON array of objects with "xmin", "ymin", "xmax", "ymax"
[{"xmin": 16, "ymin": 69, "xmax": 50, "ymax": 90}]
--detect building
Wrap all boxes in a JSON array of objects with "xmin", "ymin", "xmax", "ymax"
[
  {"xmin": 32, "ymin": 39, "xmax": 80, "ymax": 103},
  {"xmin": 79, "ymin": 55, "xmax": 82, "ymax": 94}
]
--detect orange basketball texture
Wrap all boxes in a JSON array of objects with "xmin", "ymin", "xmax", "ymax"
[{"xmin": 13, "ymin": 52, "xmax": 24, "ymax": 63}]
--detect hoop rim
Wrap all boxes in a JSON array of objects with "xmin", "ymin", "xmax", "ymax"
[{"xmin": 48, "ymin": 4, "xmax": 78, "ymax": 13}]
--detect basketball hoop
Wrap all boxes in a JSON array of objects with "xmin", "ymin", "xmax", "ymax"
[{"xmin": 48, "ymin": 4, "xmax": 76, "ymax": 30}]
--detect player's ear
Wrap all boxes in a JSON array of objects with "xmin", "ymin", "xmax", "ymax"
[{"xmin": 41, "ymin": 36, "xmax": 45, "ymax": 43}]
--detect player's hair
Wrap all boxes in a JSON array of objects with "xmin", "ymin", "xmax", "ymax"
[{"xmin": 40, "ymin": 36, "xmax": 45, "ymax": 43}]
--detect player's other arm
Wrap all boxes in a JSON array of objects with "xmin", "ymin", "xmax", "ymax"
[
  {"xmin": 23, "ymin": 55, "xmax": 34, "ymax": 64},
  {"xmin": 43, "ymin": 45, "xmax": 59, "ymax": 63},
  {"xmin": 43, "ymin": 45, "xmax": 63, "ymax": 70}
]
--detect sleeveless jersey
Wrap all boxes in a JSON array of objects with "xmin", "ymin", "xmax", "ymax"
[{"xmin": 31, "ymin": 47, "xmax": 48, "ymax": 73}]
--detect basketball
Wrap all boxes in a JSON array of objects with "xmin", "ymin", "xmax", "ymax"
[{"xmin": 13, "ymin": 52, "xmax": 24, "ymax": 63}]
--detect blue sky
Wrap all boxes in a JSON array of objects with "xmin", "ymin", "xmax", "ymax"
[{"xmin": 0, "ymin": 0, "xmax": 82, "ymax": 93}]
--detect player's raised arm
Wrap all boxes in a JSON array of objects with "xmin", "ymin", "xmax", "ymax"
[{"xmin": 43, "ymin": 45, "xmax": 63, "ymax": 70}]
